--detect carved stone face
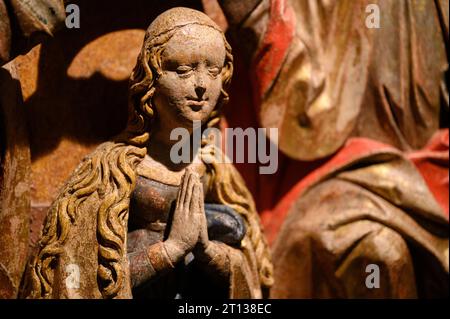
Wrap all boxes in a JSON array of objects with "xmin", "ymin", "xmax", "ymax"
[{"xmin": 153, "ymin": 24, "xmax": 226, "ymax": 130}]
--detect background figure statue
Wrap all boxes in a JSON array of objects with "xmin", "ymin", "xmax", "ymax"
[{"xmin": 218, "ymin": 0, "xmax": 449, "ymax": 298}]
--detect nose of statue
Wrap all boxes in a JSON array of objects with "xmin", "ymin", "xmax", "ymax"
[{"xmin": 195, "ymin": 85, "xmax": 206, "ymax": 100}]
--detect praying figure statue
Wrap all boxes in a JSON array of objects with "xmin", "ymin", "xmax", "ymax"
[{"xmin": 20, "ymin": 7, "xmax": 273, "ymax": 299}]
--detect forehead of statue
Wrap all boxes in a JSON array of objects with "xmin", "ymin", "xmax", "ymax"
[
  {"xmin": 161, "ymin": 25, "xmax": 226, "ymax": 67},
  {"xmin": 145, "ymin": 7, "xmax": 222, "ymax": 39}
]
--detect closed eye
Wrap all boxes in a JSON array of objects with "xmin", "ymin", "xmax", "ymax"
[
  {"xmin": 208, "ymin": 67, "xmax": 221, "ymax": 77},
  {"xmin": 176, "ymin": 65, "xmax": 193, "ymax": 75}
]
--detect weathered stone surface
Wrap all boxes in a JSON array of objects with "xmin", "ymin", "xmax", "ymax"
[
  {"xmin": 0, "ymin": 63, "xmax": 30, "ymax": 299},
  {"xmin": 0, "ymin": 0, "xmax": 65, "ymax": 65}
]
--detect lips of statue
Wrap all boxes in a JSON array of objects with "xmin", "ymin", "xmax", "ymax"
[{"xmin": 153, "ymin": 24, "xmax": 226, "ymax": 131}]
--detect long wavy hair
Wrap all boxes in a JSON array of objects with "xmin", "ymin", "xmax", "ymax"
[{"xmin": 24, "ymin": 21, "xmax": 272, "ymax": 299}]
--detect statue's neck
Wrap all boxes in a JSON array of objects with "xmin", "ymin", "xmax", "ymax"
[{"xmin": 146, "ymin": 123, "xmax": 201, "ymax": 171}]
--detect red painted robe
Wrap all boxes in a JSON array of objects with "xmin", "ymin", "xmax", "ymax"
[{"xmin": 222, "ymin": 0, "xmax": 449, "ymax": 297}]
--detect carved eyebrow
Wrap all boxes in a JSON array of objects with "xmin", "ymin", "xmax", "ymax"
[
  {"xmin": 162, "ymin": 54, "xmax": 224, "ymax": 70},
  {"xmin": 161, "ymin": 57, "xmax": 189, "ymax": 69},
  {"xmin": 206, "ymin": 58, "xmax": 224, "ymax": 67}
]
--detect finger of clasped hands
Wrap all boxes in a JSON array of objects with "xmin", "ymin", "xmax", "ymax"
[{"xmin": 164, "ymin": 168, "xmax": 211, "ymax": 264}]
